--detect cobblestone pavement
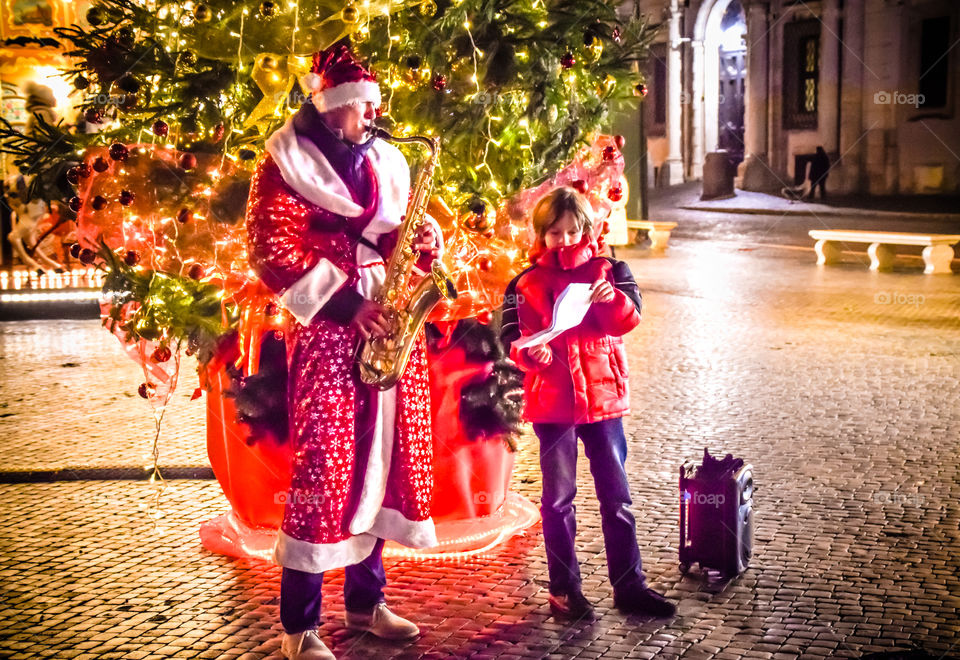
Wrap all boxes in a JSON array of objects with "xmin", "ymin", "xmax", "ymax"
[{"xmin": 1, "ymin": 239, "xmax": 959, "ymax": 659}]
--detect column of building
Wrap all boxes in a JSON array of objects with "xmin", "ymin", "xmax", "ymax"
[
  {"xmin": 665, "ymin": 0, "xmax": 686, "ymax": 185},
  {"xmin": 739, "ymin": 0, "xmax": 772, "ymax": 190}
]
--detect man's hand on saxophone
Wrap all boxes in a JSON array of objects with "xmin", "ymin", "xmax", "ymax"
[
  {"xmin": 411, "ymin": 224, "xmax": 440, "ymax": 257},
  {"xmin": 351, "ymin": 300, "xmax": 391, "ymax": 340}
]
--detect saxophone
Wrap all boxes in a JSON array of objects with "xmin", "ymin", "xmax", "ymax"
[{"xmin": 356, "ymin": 126, "xmax": 457, "ymax": 390}]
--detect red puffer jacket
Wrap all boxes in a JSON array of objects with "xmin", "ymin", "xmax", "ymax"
[{"xmin": 501, "ymin": 236, "xmax": 642, "ymax": 425}]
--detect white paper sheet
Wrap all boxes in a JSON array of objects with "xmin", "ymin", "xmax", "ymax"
[{"xmin": 513, "ymin": 282, "xmax": 594, "ymax": 350}]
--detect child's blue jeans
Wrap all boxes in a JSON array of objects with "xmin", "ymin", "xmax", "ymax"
[{"xmin": 533, "ymin": 417, "xmax": 647, "ymax": 597}]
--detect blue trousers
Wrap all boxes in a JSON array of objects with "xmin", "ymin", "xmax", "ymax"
[
  {"xmin": 280, "ymin": 538, "xmax": 387, "ymax": 634},
  {"xmin": 534, "ymin": 418, "xmax": 646, "ymax": 597}
]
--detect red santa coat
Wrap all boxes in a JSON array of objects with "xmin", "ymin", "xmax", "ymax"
[{"xmin": 245, "ymin": 119, "xmax": 437, "ymax": 574}]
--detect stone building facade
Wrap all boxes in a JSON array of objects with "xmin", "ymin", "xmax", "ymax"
[{"xmin": 634, "ymin": 0, "xmax": 960, "ymax": 195}]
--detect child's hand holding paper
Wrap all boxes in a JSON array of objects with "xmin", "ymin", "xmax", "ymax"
[{"xmin": 513, "ymin": 281, "xmax": 596, "ymax": 350}]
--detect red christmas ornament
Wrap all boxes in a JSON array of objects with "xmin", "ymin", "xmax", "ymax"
[
  {"xmin": 84, "ymin": 108, "xmax": 102, "ymax": 124},
  {"xmin": 91, "ymin": 195, "xmax": 108, "ymax": 210},
  {"xmin": 79, "ymin": 248, "xmax": 96, "ymax": 265},
  {"xmin": 213, "ymin": 123, "xmax": 225, "ymax": 142},
  {"xmin": 137, "ymin": 382, "xmax": 152, "ymax": 399},
  {"xmin": 68, "ymin": 196, "xmax": 83, "ymax": 212},
  {"xmin": 607, "ymin": 185, "xmax": 623, "ymax": 202},
  {"xmin": 76, "ymin": 162, "xmax": 92, "ymax": 178},
  {"xmin": 108, "ymin": 143, "xmax": 129, "ymax": 161},
  {"xmin": 602, "ymin": 145, "xmax": 617, "ymax": 162},
  {"xmin": 478, "ymin": 257, "xmax": 494, "ymax": 271},
  {"xmin": 92, "ymin": 156, "xmax": 109, "ymax": 173},
  {"xmin": 264, "ymin": 302, "xmax": 280, "ymax": 317},
  {"xmin": 124, "ymin": 250, "xmax": 140, "ymax": 266},
  {"xmin": 572, "ymin": 179, "xmax": 588, "ymax": 194},
  {"xmin": 476, "ymin": 309, "xmax": 493, "ymax": 325},
  {"xmin": 614, "ymin": 134, "xmax": 626, "ymax": 149},
  {"xmin": 119, "ymin": 190, "xmax": 135, "ymax": 206},
  {"xmin": 69, "ymin": 243, "xmax": 82, "ymax": 258},
  {"xmin": 152, "ymin": 120, "xmax": 169, "ymax": 137},
  {"xmin": 66, "ymin": 169, "xmax": 81, "ymax": 185},
  {"xmin": 151, "ymin": 346, "xmax": 172, "ymax": 363},
  {"xmin": 432, "ymin": 74, "xmax": 447, "ymax": 91},
  {"xmin": 561, "ymin": 52, "xmax": 575, "ymax": 69},
  {"xmin": 188, "ymin": 263, "xmax": 205, "ymax": 280},
  {"xmin": 177, "ymin": 208, "xmax": 192, "ymax": 224},
  {"xmin": 180, "ymin": 153, "xmax": 197, "ymax": 170}
]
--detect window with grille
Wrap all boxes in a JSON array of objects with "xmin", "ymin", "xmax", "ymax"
[{"xmin": 783, "ymin": 20, "xmax": 820, "ymax": 129}]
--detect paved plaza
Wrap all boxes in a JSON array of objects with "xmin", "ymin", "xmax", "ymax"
[{"xmin": 1, "ymin": 230, "xmax": 959, "ymax": 659}]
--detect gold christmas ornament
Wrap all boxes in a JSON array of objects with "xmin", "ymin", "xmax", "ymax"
[
  {"xmin": 588, "ymin": 39, "xmax": 604, "ymax": 61},
  {"xmin": 194, "ymin": 4, "xmax": 212, "ymax": 22},
  {"xmin": 259, "ymin": 1, "xmax": 277, "ymax": 17},
  {"xmin": 460, "ymin": 197, "xmax": 496, "ymax": 233},
  {"xmin": 341, "ymin": 4, "xmax": 360, "ymax": 24},
  {"xmin": 419, "ymin": 0, "xmax": 437, "ymax": 17}
]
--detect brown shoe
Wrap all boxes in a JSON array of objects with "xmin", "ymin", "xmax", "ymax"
[
  {"xmin": 345, "ymin": 603, "xmax": 419, "ymax": 640},
  {"xmin": 280, "ymin": 629, "xmax": 336, "ymax": 660}
]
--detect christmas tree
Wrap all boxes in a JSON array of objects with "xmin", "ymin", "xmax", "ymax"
[{"xmin": 0, "ymin": 0, "xmax": 653, "ymax": 417}]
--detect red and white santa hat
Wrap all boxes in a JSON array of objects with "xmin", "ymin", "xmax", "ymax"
[{"xmin": 302, "ymin": 44, "xmax": 381, "ymax": 112}]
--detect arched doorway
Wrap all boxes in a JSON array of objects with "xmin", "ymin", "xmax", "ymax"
[{"xmin": 692, "ymin": 0, "xmax": 746, "ymax": 177}]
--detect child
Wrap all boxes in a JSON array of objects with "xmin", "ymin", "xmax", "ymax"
[{"xmin": 501, "ymin": 187, "xmax": 675, "ymax": 619}]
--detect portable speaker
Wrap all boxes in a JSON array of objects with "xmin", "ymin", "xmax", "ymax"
[{"xmin": 679, "ymin": 459, "xmax": 754, "ymax": 578}]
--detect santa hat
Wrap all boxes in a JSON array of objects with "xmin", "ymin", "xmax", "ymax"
[{"xmin": 302, "ymin": 44, "xmax": 381, "ymax": 112}]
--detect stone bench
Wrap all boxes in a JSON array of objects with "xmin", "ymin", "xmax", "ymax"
[
  {"xmin": 808, "ymin": 229, "xmax": 960, "ymax": 274},
  {"xmin": 627, "ymin": 220, "xmax": 679, "ymax": 251}
]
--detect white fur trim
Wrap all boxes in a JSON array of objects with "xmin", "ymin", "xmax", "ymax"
[
  {"xmin": 266, "ymin": 122, "xmax": 365, "ymax": 217},
  {"xmin": 280, "ymin": 258, "xmax": 348, "ymax": 326},
  {"xmin": 348, "ymin": 386, "xmax": 396, "ymax": 535},
  {"xmin": 264, "ymin": 119, "xmax": 411, "ymax": 227},
  {"xmin": 302, "ymin": 72, "xmax": 322, "ymax": 92},
  {"xmin": 358, "ymin": 263, "xmax": 385, "ymax": 296},
  {"xmin": 314, "ymin": 80, "xmax": 381, "ymax": 112},
  {"xmin": 274, "ymin": 529, "xmax": 378, "ymax": 574},
  {"xmin": 367, "ymin": 507, "xmax": 438, "ymax": 549}
]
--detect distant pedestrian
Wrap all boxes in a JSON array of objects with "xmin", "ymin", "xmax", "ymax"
[
  {"xmin": 500, "ymin": 186, "xmax": 676, "ymax": 621},
  {"xmin": 807, "ymin": 146, "xmax": 830, "ymax": 200}
]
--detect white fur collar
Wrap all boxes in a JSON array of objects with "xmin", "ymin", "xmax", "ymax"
[{"xmin": 264, "ymin": 117, "xmax": 410, "ymax": 224}]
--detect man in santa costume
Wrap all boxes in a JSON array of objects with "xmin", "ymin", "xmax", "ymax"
[{"xmin": 246, "ymin": 44, "xmax": 441, "ymax": 660}]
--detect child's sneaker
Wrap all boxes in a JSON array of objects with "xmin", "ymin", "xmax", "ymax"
[
  {"xmin": 613, "ymin": 585, "xmax": 676, "ymax": 618},
  {"xmin": 548, "ymin": 591, "xmax": 594, "ymax": 619}
]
